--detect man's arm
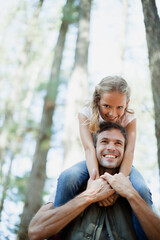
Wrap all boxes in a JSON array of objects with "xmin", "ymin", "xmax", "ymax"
[
  {"xmin": 102, "ymin": 172, "xmax": 160, "ymax": 240},
  {"xmin": 28, "ymin": 170, "xmax": 115, "ymax": 240}
]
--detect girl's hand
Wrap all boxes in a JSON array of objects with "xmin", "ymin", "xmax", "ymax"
[{"xmin": 98, "ymin": 193, "xmax": 119, "ymax": 207}]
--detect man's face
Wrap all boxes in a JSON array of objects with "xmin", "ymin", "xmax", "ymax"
[{"xmin": 96, "ymin": 129, "xmax": 125, "ymax": 169}]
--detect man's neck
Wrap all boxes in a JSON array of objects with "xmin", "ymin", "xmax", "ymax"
[{"xmin": 99, "ymin": 167, "xmax": 119, "ymax": 176}]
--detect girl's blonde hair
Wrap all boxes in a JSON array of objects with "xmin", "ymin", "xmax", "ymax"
[{"xmin": 90, "ymin": 76, "xmax": 133, "ymax": 132}]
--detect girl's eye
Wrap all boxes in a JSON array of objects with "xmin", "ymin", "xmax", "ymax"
[
  {"xmin": 117, "ymin": 106, "xmax": 123, "ymax": 109},
  {"xmin": 104, "ymin": 105, "xmax": 110, "ymax": 108}
]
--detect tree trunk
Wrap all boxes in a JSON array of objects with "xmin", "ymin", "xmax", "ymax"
[
  {"xmin": 0, "ymin": 155, "xmax": 14, "ymax": 220},
  {"xmin": 63, "ymin": 0, "xmax": 92, "ymax": 169},
  {"xmin": 17, "ymin": 1, "xmax": 75, "ymax": 239},
  {"xmin": 141, "ymin": 0, "xmax": 160, "ymax": 174}
]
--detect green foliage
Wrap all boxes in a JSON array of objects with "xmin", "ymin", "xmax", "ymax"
[
  {"xmin": 36, "ymin": 82, "xmax": 48, "ymax": 92},
  {"xmin": 40, "ymin": 138, "xmax": 51, "ymax": 150},
  {"xmin": 9, "ymin": 174, "xmax": 29, "ymax": 202},
  {"xmin": 63, "ymin": 0, "xmax": 79, "ymax": 23}
]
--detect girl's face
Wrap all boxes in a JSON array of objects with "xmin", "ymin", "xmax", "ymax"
[{"xmin": 98, "ymin": 91, "xmax": 129, "ymax": 122}]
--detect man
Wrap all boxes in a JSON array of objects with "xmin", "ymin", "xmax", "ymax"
[{"xmin": 28, "ymin": 122, "xmax": 158, "ymax": 240}]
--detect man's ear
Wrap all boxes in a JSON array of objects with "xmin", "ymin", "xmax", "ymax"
[{"xmin": 92, "ymin": 133, "xmax": 97, "ymax": 147}]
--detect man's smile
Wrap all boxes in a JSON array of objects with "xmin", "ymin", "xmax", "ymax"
[
  {"xmin": 103, "ymin": 154, "xmax": 117, "ymax": 159},
  {"xmin": 102, "ymin": 151, "xmax": 118, "ymax": 159}
]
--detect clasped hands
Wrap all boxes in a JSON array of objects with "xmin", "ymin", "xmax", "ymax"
[
  {"xmin": 87, "ymin": 169, "xmax": 119, "ymax": 207},
  {"xmin": 99, "ymin": 191, "xmax": 119, "ymax": 207},
  {"xmin": 99, "ymin": 174, "xmax": 119, "ymax": 207}
]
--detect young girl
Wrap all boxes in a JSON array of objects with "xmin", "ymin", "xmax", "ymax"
[{"xmin": 54, "ymin": 76, "xmax": 152, "ymax": 239}]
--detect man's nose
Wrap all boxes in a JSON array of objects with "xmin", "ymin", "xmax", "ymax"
[{"xmin": 106, "ymin": 142, "xmax": 115, "ymax": 150}]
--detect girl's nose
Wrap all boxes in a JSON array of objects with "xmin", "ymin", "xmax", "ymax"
[{"xmin": 109, "ymin": 109, "xmax": 117, "ymax": 117}]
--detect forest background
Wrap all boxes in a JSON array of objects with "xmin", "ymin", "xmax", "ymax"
[{"xmin": 0, "ymin": 0, "xmax": 160, "ymax": 239}]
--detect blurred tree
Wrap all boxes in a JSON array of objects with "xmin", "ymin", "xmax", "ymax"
[
  {"xmin": 141, "ymin": 0, "xmax": 160, "ymax": 174},
  {"xmin": 0, "ymin": 0, "xmax": 44, "ymax": 173},
  {"xmin": 119, "ymin": 0, "xmax": 128, "ymax": 74},
  {"xmin": 17, "ymin": 0, "xmax": 77, "ymax": 239},
  {"xmin": 63, "ymin": 0, "xmax": 92, "ymax": 168},
  {"xmin": 0, "ymin": 155, "xmax": 14, "ymax": 220},
  {"xmin": 0, "ymin": 0, "xmax": 45, "ymax": 225}
]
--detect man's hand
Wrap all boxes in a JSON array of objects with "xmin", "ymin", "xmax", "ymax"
[
  {"xmin": 86, "ymin": 169, "xmax": 115, "ymax": 202},
  {"xmin": 101, "ymin": 172, "xmax": 134, "ymax": 199},
  {"xmin": 98, "ymin": 193, "xmax": 119, "ymax": 207}
]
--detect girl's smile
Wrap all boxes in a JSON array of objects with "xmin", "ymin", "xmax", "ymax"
[{"xmin": 98, "ymin": 91, "xmax": 129, "ymax": 122}]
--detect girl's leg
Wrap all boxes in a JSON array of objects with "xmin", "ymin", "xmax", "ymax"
[
  {"xmin": 54, "ymin": 161, "xmax": 89, "ymax": 208},
  {"xmin": 129, "ymin": 166, "xmax": 152, "ymax": 240},
  {"xmin": 130, "ymin": 166, "xmax": 152, "ymax": 205}
]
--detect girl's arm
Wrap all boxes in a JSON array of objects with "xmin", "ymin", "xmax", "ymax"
[
  {"xmin": 119, "ymin": 119, "xmax": 136, "ymax": 176},
  {"xmin": 78, "ymin": 113, "xmax": 99, "ymax": 178}
]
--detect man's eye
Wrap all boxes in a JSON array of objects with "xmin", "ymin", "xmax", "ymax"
[
  {"xmin": 116, "ymin": 142, "xmax": 122, "ymax": 145},
  {"xmin": 101, "ymin": 140, "xmax": 107, "ymax": 143}
]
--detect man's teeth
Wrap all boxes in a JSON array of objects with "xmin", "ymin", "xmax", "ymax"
[{"xmin": 104, "ymin": 154, "xmax": 116, "ymax": 158}]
